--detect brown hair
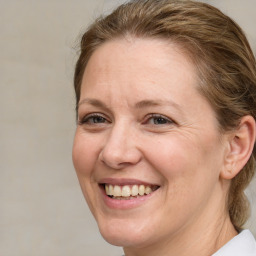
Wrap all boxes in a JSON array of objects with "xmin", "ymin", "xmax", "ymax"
[{"xmin": 74, "ymin": 0, "xmax": 256, "ymax": 230}]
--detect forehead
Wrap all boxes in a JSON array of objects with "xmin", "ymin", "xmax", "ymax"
[
  {"xmin": 81, "ymin": 37, "xmax": 198, "ymax": 100},
  {"xmin": 85, "ymin": 37, "xmax": 194, "ymax": 73}
]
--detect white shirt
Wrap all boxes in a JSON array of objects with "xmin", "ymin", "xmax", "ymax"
[
  {"xmin": 122, "ymin": 230, "xmax": 256, "ymax": 256},
  {"xmin": 212, "ymin": 229, "xmax": 256, "ymax": 256}
]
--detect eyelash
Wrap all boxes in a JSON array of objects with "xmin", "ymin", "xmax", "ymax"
[
  {"xmin": 78, "ymin": 113, "xmax": 174, "ymax": 126},
  {"xmin": 78, "ymin": 113, "xmax": 110, "ymax": 125},
  {"xmin": 143, "ymin": 114, "xmax": 174, "ymax": 125}
]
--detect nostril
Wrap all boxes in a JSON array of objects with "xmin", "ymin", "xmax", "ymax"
[
  {"xmin": 98, "ymin": 130, "xmax": 142, "ymax": 168},
  {"xmin": 99, "ymin": 147, "xmax": 142, "ymax": 170}
]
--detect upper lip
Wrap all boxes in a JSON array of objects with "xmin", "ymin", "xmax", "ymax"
[{"xmin": 98, "ymin": 178, "xmax": 160, "ymax": 187}]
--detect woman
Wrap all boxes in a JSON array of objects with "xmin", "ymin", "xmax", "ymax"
[{"xmin": 72, "ymin": 0, "xmax": 256, "ymax": 255}]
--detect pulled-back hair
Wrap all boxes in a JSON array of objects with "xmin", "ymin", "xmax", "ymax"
[{"xmin": 74, "ymin": 0, "xmax": 256, "ymax": 230}]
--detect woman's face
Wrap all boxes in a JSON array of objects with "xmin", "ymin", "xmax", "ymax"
[{"xmin": 73, "ymin": 38, "xmax": 229, "ymax": 248}]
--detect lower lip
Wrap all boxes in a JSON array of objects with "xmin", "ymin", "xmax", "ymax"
[{"xmin": 100, "ymin": 186, "xmax": 158, "ymax": 210}]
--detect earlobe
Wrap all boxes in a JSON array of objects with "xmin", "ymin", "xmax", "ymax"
[{"xmin": 221, "ymin": 115, "xmax": 256, "ymax": 180}]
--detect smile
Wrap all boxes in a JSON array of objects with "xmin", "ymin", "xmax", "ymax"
[{"xmin": 104, "ymin": 184, "xmax": 159, "ymax": 199}]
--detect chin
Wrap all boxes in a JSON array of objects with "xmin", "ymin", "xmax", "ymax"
[
  {"xmin": 100, "ymin": 231, "xmax": 135, "ymax": 247},
  {"xmin": 97, "ymin": 217, "xmax": 150, "ymax": 247}
]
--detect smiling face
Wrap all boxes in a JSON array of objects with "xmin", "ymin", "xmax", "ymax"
[{"xmin": 72, "ymin": 38, "xmax": 230, "ymax": 251}]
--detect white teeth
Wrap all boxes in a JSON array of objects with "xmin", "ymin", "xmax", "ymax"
[
  {"xmin": 139, "ymin": 185, "xmax": 145, "ymax": 196},
  {"xmin": 105, "ymin": 185, "xmax": 109, "ymax": 195},
  {"xmin": 131, "ymin": 185, "xmax": 139, "ymax": 196},
  {"xmin": 105, "ymin": 184, "xmax": 114, "ymax": 196},
  {"xmin": 145, "ymin": 186, "xmax": 152, "ymax": 195},
  {"xmin": 105, "ymin": 184, "xmax": 157, "ymax": 198},
  {"xmin": 121, "ymin": 185, "xmax": 131, "ymax": 197},
  {"xmin": 113, "ymin": 185, "xmax": 122, "ymax": 196},
  {"xmin": 109, "ymin": 184, "xmax": 114, "ymax": 195}
]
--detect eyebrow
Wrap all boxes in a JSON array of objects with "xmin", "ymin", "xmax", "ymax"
[
  {"xmin": 78, "ymin": 98, "xmax": 108, "ymax": 109},
  {"xmin": 134, "ymin": 99, "xmax": 181, "ymax": 110},
  {"xmin": 78, "ymin": 98, "xmax": 182, "ymax": 112}
]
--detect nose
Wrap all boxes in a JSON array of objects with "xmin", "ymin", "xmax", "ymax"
[{"xmin": 99, "ymin": 122, "xmax": 142, "ymax": 169}]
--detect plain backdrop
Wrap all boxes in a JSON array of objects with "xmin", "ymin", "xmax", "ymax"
[{"xmin": 1, "ymin": 1, "xmax": 255, "ymax": 255}]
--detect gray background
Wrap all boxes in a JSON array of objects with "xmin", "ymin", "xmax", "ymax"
[{"xmin": 1, "ymin": 1, "xmax": 255, "ymax": 255}]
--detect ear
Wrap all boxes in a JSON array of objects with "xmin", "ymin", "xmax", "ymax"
[{"xmin": 221, "ymin": 115, "xmax": 256, "ymax": 180}]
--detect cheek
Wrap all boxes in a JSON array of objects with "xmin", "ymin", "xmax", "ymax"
[
  {"xmin": 143, "ymin": 134, "xmax": 219, "ymax": 191},
  {"xmin": 143, "ymin": 136, "xmax": 193, "ymax": 176},
  {"xmin": 72, "ymin": 131, "xmax": 103, "ymax": 215},
  {"xmin": 72, "ymin": 130, "xmax": 101, "ymax": 176}
]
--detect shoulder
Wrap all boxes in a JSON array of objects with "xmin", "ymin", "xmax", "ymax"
[{"xmin": 213, "ymin": 230, "xmax": 256, "ymax": 256}]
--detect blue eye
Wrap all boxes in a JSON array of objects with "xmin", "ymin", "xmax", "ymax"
[
  {"xmin": 80, "ymin": 114, "xmax": 108, "ymax": 124},
  {"xmin": 146, "ymin": 114, "xmax": 173, "ymax": 125},
  {"xmin": 151, "ymin": 117, "xmax": 169, "ymax": 124}
]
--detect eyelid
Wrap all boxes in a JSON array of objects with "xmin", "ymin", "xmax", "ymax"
[
  {"xmin": 77, "ymin": 112, "xmax": 175, "ymax": 126},
  {"xmin": 143, "ymin": 113, "xmax": 175, "ymax": 125},
  {"xmin": 78, "ymin": 112, "xmax": 111, "ymax": 125}
]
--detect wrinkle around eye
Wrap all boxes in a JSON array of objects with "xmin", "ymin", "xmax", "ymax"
[
  {"xmin": 140, "ymin": 118, "xmax": 178, "ymax": 135},
  {"xmin": 142, "ymin": 113, "xmax": 176, "ymax": 126},
  {"xmin": 148, "ymin": 117, "xmax": 172, "ymax": 125},
  {"xmin": 77, "ymin": 112, "xmax": 112, "ymax": 129}
]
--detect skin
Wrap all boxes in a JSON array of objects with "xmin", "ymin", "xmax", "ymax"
[{"xmin": 72, "ymin": 38, "xmax": 255, "ymax": 256}]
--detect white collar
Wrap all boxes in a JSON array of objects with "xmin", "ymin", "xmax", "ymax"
[
  {"xmin": 212, "ymin": 229, "xmax": 256, "ymax": 256},
  {"xmin": 122, "ymin": 230, "xmax": 256, "ymax": 256}
]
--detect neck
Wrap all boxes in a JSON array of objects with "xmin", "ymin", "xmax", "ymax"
[{"xmin": 123, "ymin": 211, "xmax": 237, "ymax": 256}]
